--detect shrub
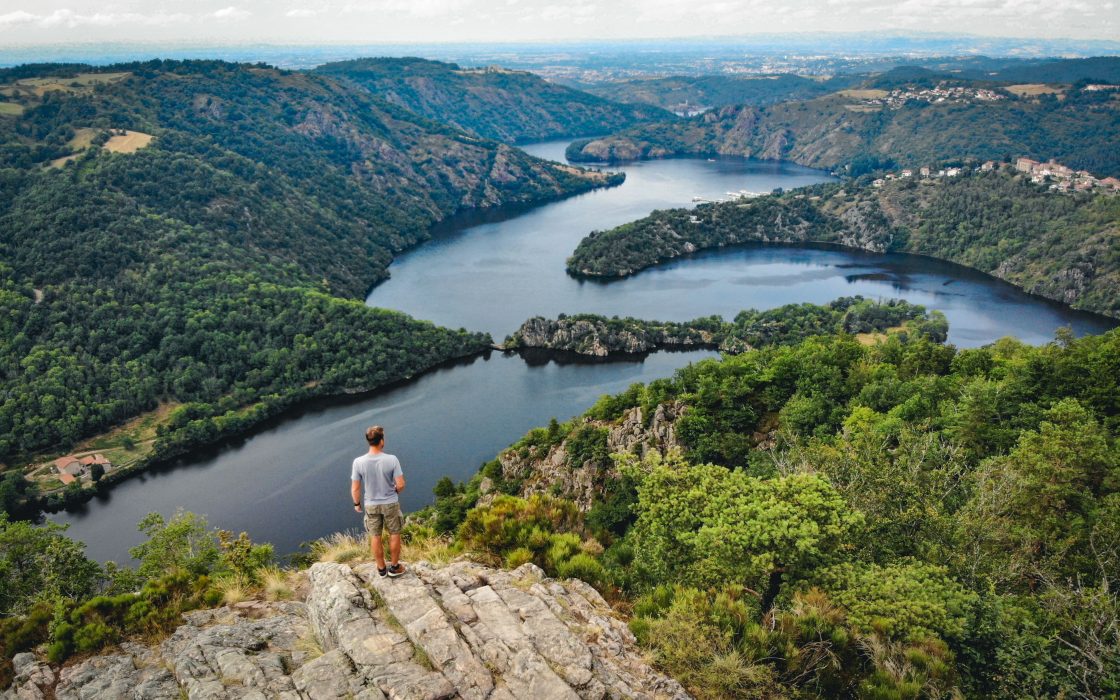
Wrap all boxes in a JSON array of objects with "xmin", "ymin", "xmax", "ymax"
[{"xmin": 556, "ymin": 553, "xmax": 607, "ymax": 588}]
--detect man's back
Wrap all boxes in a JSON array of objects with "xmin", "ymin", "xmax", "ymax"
[{"xmin": 352, "ymin": 452, "xmax": 402, "ymax": 505}]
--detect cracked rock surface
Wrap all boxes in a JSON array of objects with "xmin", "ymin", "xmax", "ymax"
[{"xmin": 4, "ymin": 561, "xmax": 689, "ymax": 700}]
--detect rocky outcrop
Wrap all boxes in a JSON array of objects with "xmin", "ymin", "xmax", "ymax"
[
  {"xmin": 834, "ymin": 198, "xmax": 896, "ymax": 252},
  {"xmin": 490, "ymin": 403, "xmax": 686, "ymax": 510},
  {"xmin": 505, "ymin": 315, "xmax": 749, "ymax": 357},
  {"xmin": 4, "ymin": 561, "xmax": 688, "ymax": 700}
]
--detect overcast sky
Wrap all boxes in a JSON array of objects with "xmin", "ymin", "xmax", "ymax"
[{"xmin": 0, "ymin": 0, "xmax": 1115, "ymax": 45}]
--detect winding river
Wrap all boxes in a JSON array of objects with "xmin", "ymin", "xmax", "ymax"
[{"xmin": 51, "ymin": 140, "xmax": 1117, "ymax": 563}]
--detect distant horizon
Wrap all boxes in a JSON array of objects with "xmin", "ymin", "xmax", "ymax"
[
  {"xmin": 2, "ymin": 29, "xmax": 1120, "ymax": 49},
  {"xmin": 1, "ymin": 31, "xmax": 1118, "ymax": 73},
  {"xmin": 0, "ymin": 0, "xmax": 1116, "ymax": 46}
]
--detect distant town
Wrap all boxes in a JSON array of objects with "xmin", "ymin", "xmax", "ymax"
[
  {"xmin": 872, "ymin": 157, "xmax": 1120, "ymax": 193},
  {"xmin": 857, "ymin": 83, "xmax": 1006, "ymax": 109}
]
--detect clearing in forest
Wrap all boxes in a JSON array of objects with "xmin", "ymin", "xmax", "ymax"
[
  {"xmin": 1005, "ymin": 83, "xmax": 1065, "ymax": 97},
  {"xmin": 836, "ymin": 88, "xmax": 890, "ymax": 99},
  {"xmin": 104, "ymin": 130, "xmax": 154, "ymax": 153}
]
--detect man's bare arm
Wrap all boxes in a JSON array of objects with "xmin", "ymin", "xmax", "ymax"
[
  {"xmin": 352, "ymin": 479, "xmax": 362, "ymax": 511},
  {"xmin": 395, "ymin": 475, "xmax": 406, "ymax": 494}
]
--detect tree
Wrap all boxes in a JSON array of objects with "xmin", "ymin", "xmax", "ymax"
[
  {"xmin": 128, "ymin": 511, "xmax": 220, "ymax": 581},
  {"xmin": 629, "ymin": 453, "xmax": 860, "ymax": 612},
  {"xmin": 0, "ymin": 515, "xmax": 102, "ymax": 615},
  {"xmin": 962, "ymin": 399, "xmax": 1119, "ymax": 585}
]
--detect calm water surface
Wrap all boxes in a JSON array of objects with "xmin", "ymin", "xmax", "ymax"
[{"xmin": 51, "ymin": 140, "xmax": 1116, "ymax": 562}]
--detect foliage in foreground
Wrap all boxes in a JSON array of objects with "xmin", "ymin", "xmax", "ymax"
[
  {"xmin": 0, "ymin": 510, "xmax": 275, "ymax": 684},
  {"xmin": 431, "ymin": 325, "xmax": 1120, "ymax": 698}
]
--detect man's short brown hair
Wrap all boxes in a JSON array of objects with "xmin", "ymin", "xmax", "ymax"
[{"xmin": 365, "ymin": 425, "xmax": 385, "ymax": 446}]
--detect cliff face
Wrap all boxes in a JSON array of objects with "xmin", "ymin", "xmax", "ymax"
[
  {"xmin": 486, "ymin": 403, "xmax": 685, "ymax": 510},
  {"xmin": 4, "ymin": 560, "xmax": 688, "ymax": 700},
  {"xmin": 505, "ymin": 316, "xmax": 745, "ymax": 357}
]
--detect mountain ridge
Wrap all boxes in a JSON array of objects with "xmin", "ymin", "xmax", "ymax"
[{"xmin": 315, "ymin": 57, "xmax": 675, "ymax": 143}]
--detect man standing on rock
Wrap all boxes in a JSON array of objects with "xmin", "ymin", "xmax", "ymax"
[{"xmin": 351, "ymin": 425, "xmax": 406, "ymax": 578}]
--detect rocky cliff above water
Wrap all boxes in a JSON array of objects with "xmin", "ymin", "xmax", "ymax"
[
  {"xmin": 4, "ymin": 560, "xmax": 688, "ymax": 700},
  {"xmin": 504, "ymin": 315, "xmax": 749, "ymax": 357}
]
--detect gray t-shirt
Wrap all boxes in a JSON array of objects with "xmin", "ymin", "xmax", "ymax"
[{"xmin": 351, "ymin": 452, "xmax": 403, "ymax": 506}]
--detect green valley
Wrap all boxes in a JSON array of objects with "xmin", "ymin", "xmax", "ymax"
[{"xmin": 0, "ymin": 60, "xmax": 622, "ymax": 503}]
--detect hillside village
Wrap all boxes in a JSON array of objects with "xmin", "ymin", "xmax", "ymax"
[
  {"xmin": 855, "ymin": 82, "xmax": 1006, "ymax": 108},
  {"xmin": 872, "ymin": 157, "xmax": 1120, "ymax": 193}
]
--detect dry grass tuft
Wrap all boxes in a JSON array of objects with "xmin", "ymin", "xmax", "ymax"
[
  {"xmin": 260, "ymin": 567, "xmax": 294, "ymax": 601},
  {"xmin": 294, "ymin": 629, "xmax": 323, "ymax": 661},
  {"xmin": 312, "ymin": 531, "xmax": 371, "ymax": 564},
  {"xmin": 215, "ymin": 575, "xmax": 249, "ymax": 605},
  {"xmin": 402, "ymin": 530, "xmax": 458, "ymax": 565}
]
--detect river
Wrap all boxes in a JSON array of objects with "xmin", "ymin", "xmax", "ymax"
[{"xmin": 50, "ymin": 140, "xmax": 1117, "ymax": 563}]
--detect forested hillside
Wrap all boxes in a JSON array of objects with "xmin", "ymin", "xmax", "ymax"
[
  {"xmin": 567, "ymin": 83, "xmax": 1120, "ymax": 177},
  {"xmin": 581, "ymin": 73, "xmax": 857, "ymax": 112},
  {"xmin": 315, "ymin": 57, "xmax": 673, "ymax": 143},
  {"xmin": 428, "ymin": 322, "xmax": 1120, "ymax": 698},
  {"xmin": 0, "ymin": 60, "xmax": 619, "ymax": 478},
  {"xmin": 567, "ymin": 168, "xmax": 1120, "ymax": 318},
  {"xmin": 504, "ymin": 297, "xmax": 945, "ymax": 356}
]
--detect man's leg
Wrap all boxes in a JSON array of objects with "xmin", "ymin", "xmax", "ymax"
[
  {"xmin": 372, "ymin": 533, "xmax": 386, "ymax": 569},
  {"xmin": 389, "ymin": 533, "xmax": 401, "ymax": 567},
  {"xmin": 365, "ymin": 507, "xmax": 387, "ymax": 569}
]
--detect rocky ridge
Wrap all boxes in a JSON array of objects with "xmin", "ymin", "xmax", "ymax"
[
  {"xmin": 4, "ymin": 560, "xmax": 688, "ymax": 700},
  {"xmin": 485, "ymin": 403, "xmax": 686, "ymax": 510},
  {"xmin": 504, "ymin": 316, "xmax": 750, "ymax": 357}
]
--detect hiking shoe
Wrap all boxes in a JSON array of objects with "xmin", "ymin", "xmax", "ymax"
[
  {"xmin": 377, "ymin": 566, "xmax": 387, "ymax": 578},
  {"xmin": 387, "ymin": 563, "xmax": 406, "ymax": 578}
]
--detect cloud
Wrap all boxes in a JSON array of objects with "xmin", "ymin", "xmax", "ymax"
[
  {"xmin": 212, "ymin": 6, "xmax": 252, "ymax": 20},
  {"xmin": 0, "ymin": 10, "xmax": 37, "ymax": 27},
  {"xmin": 341, "ymin": 0, "xmax": 476, "ymax": 19},
  {"xmin": 0, "ymin": 8, "xmax": 191, "ymax": 29},
  {"xmin": 285, "ymin": 8, "xmax": 322, "ymax": 17}
]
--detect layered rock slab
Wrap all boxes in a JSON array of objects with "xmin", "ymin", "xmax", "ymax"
[{"xmin": 4, "ymin": 561, "xmax": 688, "ymax": 700}]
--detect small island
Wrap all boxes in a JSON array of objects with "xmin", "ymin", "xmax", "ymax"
[{"xmin": 503, "ymin": 297, "xmax": 946, "ymax": 357}]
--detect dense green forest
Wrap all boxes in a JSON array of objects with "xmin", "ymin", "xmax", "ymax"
[
  {"xmin": 427, "ymin": 321, "xmax": 1120, "ymax": 698},
  {"xmin": 5, "ymin": 307, "xmax": 1116, "ymax": 697},
  {"xmin": 566, "ymin": 83, "xmax": 1120, "ymax": 177},
  {"xmin": 568, "ymin": 168, "xmax": 1120, "ymax": 319},
  {"xmin": 315, "ymin": 57, "xmax": 673, "ymax": 143},
  {"xmin": 0, "ymin": 60, "xmax": 620, "ymax": 479},
  {"xmin": 504, "ymin": 297, "xmax": 945, "ymax": 356},
  {"xmin": 580, "ymin": 73, "xmax": 858, "ymax": 112}
]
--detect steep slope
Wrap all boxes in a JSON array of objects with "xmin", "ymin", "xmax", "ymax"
[
  {"xmin": 0, "ymin": 61, "xmax": 620, "ymax": 475},
  {"xmin": 581, "ymin": 73, "xmax": 856, "ymax": 112},
  {"xmin": 3, "ymin": 560, "xmax": 689, "ymax": 700},
  {"xmin": 566, "ymin": 168, "xmax": 1120, "ymax": 318},
  {"xmin": 316, "ymin": 57, "xmax": 674, "ymax": 143},
  {"xmin": 431, "ymin": 325, "xmax": 1120, "ymax": 699},
  {"xmin": 567, "ymin": 84, "xmax": 1120, "ymax": 177}
]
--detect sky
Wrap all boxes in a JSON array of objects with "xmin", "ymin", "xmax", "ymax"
[{"xmin": 0, "ymin": 0, "xmax": 1115, "ymax": 45}]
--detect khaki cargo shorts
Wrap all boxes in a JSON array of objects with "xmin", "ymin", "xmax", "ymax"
[{"xmin": 364, "ymin": 502, "xmax": 403, "ymax": 535}]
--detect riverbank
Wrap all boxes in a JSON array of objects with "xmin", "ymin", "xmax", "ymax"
[
  {"xmin": 17, "ymin": 339, "xmax": 494, "ymax": 518},
  {"xmin": 10, "ymin": 156, "xmax": 629, "ymax": 517},
  {"xmin": 566, "ymin": 168, "xmax": 1120, "ymax": 319},
  {"xmin": 46, "ymin": 145, "xmax": 1116, "ymax": 564}
]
